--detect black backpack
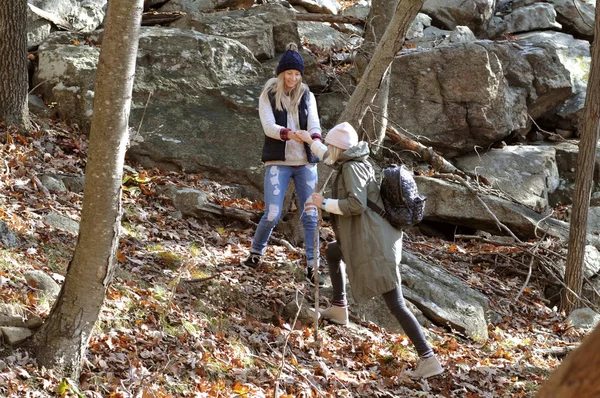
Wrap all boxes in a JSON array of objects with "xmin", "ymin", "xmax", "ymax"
[{"xmin": 367, "ymin": 164, "xmax": 427, "ymax": 229}]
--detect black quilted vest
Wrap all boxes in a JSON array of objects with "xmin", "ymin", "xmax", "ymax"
[{"xmin": 261, "ymin": 90, "xmax": 319, "ymax": 163}]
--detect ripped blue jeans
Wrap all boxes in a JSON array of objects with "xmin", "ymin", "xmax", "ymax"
[{"xmin": 251, "ymin": 164, "xmax": 319, "ymax": 268}]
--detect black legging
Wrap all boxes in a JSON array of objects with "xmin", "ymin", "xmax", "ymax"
[{"xmin": 326, "ymin": 241, "xmax": 433, "ymax": 358}]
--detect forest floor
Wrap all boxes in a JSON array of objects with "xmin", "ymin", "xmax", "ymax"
[{"xmin": 0, "ymin": 118, "xmax": 588, "ymax": 397}]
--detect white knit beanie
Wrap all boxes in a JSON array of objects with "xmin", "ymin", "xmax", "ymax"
[{"xmin": 325, "ymin": 122, "xmax": 358, "ymax": 150}]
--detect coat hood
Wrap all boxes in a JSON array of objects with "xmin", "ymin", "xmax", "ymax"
[{"xmin": 336, "ymin": 141, "xmax": 370, "ymax": 166}]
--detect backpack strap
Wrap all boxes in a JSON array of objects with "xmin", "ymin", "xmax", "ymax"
[{"xmin": 367, "ymin": 199, "xmax": 387, "ymax": 218}]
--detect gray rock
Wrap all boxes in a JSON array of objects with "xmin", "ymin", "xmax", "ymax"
[
  {"xmin": 0, "ymin": 316, "xmax": 26, "ymax": 328},
  {"xmin": 547, "ymin": 141, "xmax": 600, "ymax": 206},
  {"xmin": 517, "ymin": 31, "xmax": 591, "ymax": 135},
  {"xmin": 401, "ymin": 251, "xmax": 489, "ymax": 342},
  {"xmin": 1, "ymin": 327, "xmax": 33, "ymax": 346},
  {"xmin": 0, "ymin": 303, "xmax": 24, "ymax": 317},
  {"xmin": 0, "ymin": 220, "xmax": 18, "ymax": 249},
  {"xmin": 170, "ymin": 11, "xmax": 276, "ymax": 61},
  {"xmin": 284, "ymin": 299, "xmax": 319, "ymax": 326},
  {"xmin": 589, "ymin": 207, "xmax": 600, "ymax": 236},
  {"xmin": 406, "ymin": 13, "xmax": 433, "ymax": 40},
  {"xmin": 341, "ymin": 0, "xmax": 370, "ymax": 20},
  {"xmin": 44, "ymin": 212, "xmax": 80, "ymax": 235},
  {"xmin": 298, "ymin": 21, "xmax": 360, "ymax": 51},
  {"xmin": 28, "ymin": 94, "xmax": 53, "ymax": 117},
  {"xmin": 23, "ymin": 270, "xmax": 61, "ymax": 299},
  {"xmin": 389, "ymin": 41, "xmax": 571, "ymax": 158},
  {"xmin": 503, "ymin": 3, "xmax": 562, "ymax": 34},
  {"xmin": 25, "ymin": 316, "xmax": 44, "ymax": 329},
  {"xmin": 29, "ymin": 0, "xmax": 107, "ymax": 33},
  {"xmin": 550, "ymin": 0, "xmax": 595, "ymax": 39},
  {"xmin": 159, "ymin": 0, "xmax": 221, "ymax": 12},
  {"xmin": 416, "ymin": 176, "xmax": 592, "ymax": 245},
  {"xmin": 288, "ymin": 0, "xmax": 339, "ymax": 15},
  {"xmin": 422, "ymin": 0, "xmax": 496, "ymax": 36},
  {"xmin": 407, "ymin": 25, "xmax": 476, "ymax": 48},
  {"xmin": 454, "ymin": 145, "xmax": 560, "ymax": 212},
  {"xmin": 60, "ymin": 175, "xmax": 85, "ymax": 193},
  {"xmin": 565, "ymin": 307, "xmax": 600, "ymax": 331},
  {"xmin": 39, "ymin": 174, "xmax": 67, "ymax": 192},
  {"xmin": 26, "ymin": 4, "xmax": 52, "ymax": 49}
]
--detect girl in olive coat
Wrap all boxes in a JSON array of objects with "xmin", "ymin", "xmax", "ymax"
[{"xmin": 299, "ymin": 122, "xmax": 444, "ymax": 379}]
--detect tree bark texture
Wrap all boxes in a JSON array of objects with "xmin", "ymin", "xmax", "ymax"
[
  {"xmin": 0, "ymin": 0, "xmax": 30, "ymax": 129},
  {"xmin": 561, "ymin": 5, "xmax": 600, "ymax": 314},
  {"xmin": 336, "ymin": 0, "xmax": 424, "ymax": 130},
  {"xmin": 353, "ymin": 0, "xmax": 398, "ymax": 152},
  {"xmin": 28, "ymin": 0, "xmax": 144, "ymax": 379},
  {"xmin": 536, "ymin": 324, "xmax": 600, "ymax": 397}
]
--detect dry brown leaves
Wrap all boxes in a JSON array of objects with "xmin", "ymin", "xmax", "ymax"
[{"xmin": 0, "ymin": 116, "xmax": 585, "ymax": 397}]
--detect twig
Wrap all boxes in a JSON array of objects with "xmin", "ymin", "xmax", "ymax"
[
  {"xmin": 136, "ymin": 91, "xmax": 153, "ymax": 137},
  {"xmin": 539, "ymin": 260, "xmax": 600, "ymax": 312},
  {"xmin": 526, "ymin": 113, "xmax": 575, "ymax": 143},
  {"xmin": 436, "ymin": 173, "xmax": 522, "ymax": 242},
  {"xmin": 179, "ymin": 274, "xmax": 219, "ymax": 284},
  {"xmin": 30, "ymin": 174, "xmax": 51, "ymax": 198},
  {"xmin": 514, "ymin": 240, "xmax": 542, "ymax": 303},
  {"xmin": 250, "ymin": 354, "xmax": 326, "ymax": 396},
  {"xmin": 571, "ymin": 0, "xmax": 594, "ymax": 30},
  {"xmin": 312, "ymin": 169, "xmax": 335, "ymax": 352},
  {"xmin": 534, "ymin": 210, "xmax": 554, "ymax": 239},
  {"xmin": 271, "ymin": 237, "xmax": 303, "ymax": 254},
  {"xmin": 455, "ymin": 234, "xmax": 519, "ymax": 246},
  {"xmin": 28, "ymin": 79, "xmax": 51, "ymax": 95},
  {"xmin": 538, "ymin": 346, "xmax": 577, "ymax": 358},
  {"xmin": 274, "ymin": 289, "xmax": 303, "ymax": 398}
]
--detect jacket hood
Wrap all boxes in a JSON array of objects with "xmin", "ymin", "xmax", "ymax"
[{"xmin": 336, "ymin": 141, "xmax": 370, "ymax": 166}]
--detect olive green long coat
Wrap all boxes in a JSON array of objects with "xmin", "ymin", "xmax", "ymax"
[{"xmin": 329, "ymin": 142, "xmax": 403, "ymax": 303}]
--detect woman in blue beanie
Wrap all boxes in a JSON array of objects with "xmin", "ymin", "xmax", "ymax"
[{"xmin": 243, "ymin": 43, "xmax": 324, "ymax": 286}]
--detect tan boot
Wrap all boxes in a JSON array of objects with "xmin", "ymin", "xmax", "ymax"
[
  {"xmin": 318, "ymin": 305, "xmax": 348, "ymax": 326},
  {"xmin": 413, "ymin": 355, "xmax": 444, "ymax": 379}
]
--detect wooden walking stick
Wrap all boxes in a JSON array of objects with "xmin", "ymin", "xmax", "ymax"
[{"xmin": 312, "ymin": 169, "xmax": 335, "ymax": 352}]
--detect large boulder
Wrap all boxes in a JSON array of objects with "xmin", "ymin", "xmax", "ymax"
[
  {"xmin": 548, "ymin": 141, "xmax": 600, "ymax": 205},
  {"xmin": 169, "ymin": 4, "xmax": 302, "ymax": 60},
  {"xmin": 159, "ymin": 0, "xmax": 226, "ymax": 12},
  {"xmin": 27, "ymin": 4, "xmax": 53, "ymax": 49},
  {"xmin": 416, "ymin": 176, "xmax": 573, "ymax": 243},
  {"xmin": 453, "ymin": 145, "xmax": 560, "ymax": 212},
  {"xmin": 502, "ymin": 3, "xmax": 562, "ymax": 34},
  {"xmin": 170, "ymin": 12, "xmax": 276, "ymax": 61},
  {"xmin": 422, "ymin": 0, "xmax": 495, "ymax": 36},
  {"xmin": 401, "ymin": 251, "xmax": 489, "ymax": 342},
  {"xmin": 28, "ymin": 0, "xmax": 107, "ymax": 32},
  {"xmin": 33, "ymin": 27, "xmax": 274, "ymax": 189},
  {"xmin": 387, "ymin": 41, "xmax": 571, "ymax": 158},
  {"xmin": 549, "ymin": 0, "xmax": 595, "ymax": 39},
  {"xmin": 517, "ymin": 31, "xmax": 591, "ymax": 135}
]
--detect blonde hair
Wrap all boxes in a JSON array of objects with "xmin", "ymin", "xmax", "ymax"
[
  {"xmin": 325, "ymin": 145, "xmax": 344, "ymax": 165},
  {"xmin": 264, "ymin": 77, "xmax": 306, "ymax": 114}
]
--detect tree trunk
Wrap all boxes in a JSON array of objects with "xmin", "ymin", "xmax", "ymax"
[
  {"xmin": 0, "ymin": 0, "xmax": 30, "ymax": 130},
  {"xmin": 536, "ymin": 324, "xmax": 600, "ymax": 397},
  {"xmin": 353, "ymin": 0, "xmax": 398, "ymax": 152},
  {"xmin": 27, "ymin": 0, "xmax": 143, "ymax": 379},
  {"xmin": 337, "ymin": 0, "xmax": 423, "ymax": 129},
  {"xmin": 561, "ymin": 5, "xmax": 600, "ymax": 314}
]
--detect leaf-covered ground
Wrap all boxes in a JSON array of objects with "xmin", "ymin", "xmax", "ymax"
[{"xmin": 0, "ymin": 119, "xmax": 585, "ymax": 397}]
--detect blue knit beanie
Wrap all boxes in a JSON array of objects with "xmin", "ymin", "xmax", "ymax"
[{"xmin": 276, "ymin": 43, "xmax": 305, "ymax": 76}]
